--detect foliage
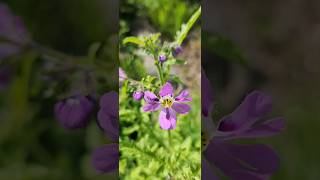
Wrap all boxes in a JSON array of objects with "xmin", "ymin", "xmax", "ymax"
[{"xmin": 120, "ymin": 6, "xmax": 201, "ymax": 179}]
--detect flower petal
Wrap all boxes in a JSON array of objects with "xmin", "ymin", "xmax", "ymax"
[
  {"xmin": 159, "ymin": 108, "xmax": 176, "ymax": 130},
  {"xmin": 159, "ymin": 82, "xmax": 174, "ymax": 97},
  {"xmin": 218, "ymin": 117, "xmax": 285, "ymax": 140},
  {"xmin": 100, "ymin": 91, "xmax": 118, "ymax": 117},
  {"xmin": 201, "ymin": 68, "xmax": 214, "ymax": 117},
  {"xmin": 143, "ymin": 103, "xmax": 161, "ymax": 112},
  {"xmin": 175, "ymin": 90, "xmax": 192, "ymax": 102},
  {"xmin": 217, "ymin": 91, "xmax": 272, "ymax": 132},
  {"xmin": 54, "ymin": 96, "xmax": 94, "ymax": 129},
  {"xmin": 98, "ymin": 92, "xmax": 119, "ymax": 142},
  {"xmin": 204, "ymin": 141, "xmax": 279, "ymax": 178},
  {"xmin": 172, "ymin": 103, "xmax": 190, "ymax": 114},
  {"xmin": 144, "ymin": 91, "xmax": 159, "ymax": 103},
  {"xmin": 202, "ymin": 159, "xmax": 219, "ymax": 180},
  {"xmin": 91, "ymin": 143, "xmax": 118, "ymax": 173}
]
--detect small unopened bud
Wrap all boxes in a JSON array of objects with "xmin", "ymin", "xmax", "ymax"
[
  {"xmin": 172, "ymin": 46, "xmax": 183, "ymax": 57},
  {"xmin": 133, "ymin": 91, "xmax": 144, "ymax": 100},
  {"xmin": 158, "ymin": 54, "xmax": 167, "ymax": 62}
]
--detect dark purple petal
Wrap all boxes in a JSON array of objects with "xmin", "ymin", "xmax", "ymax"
[
  {"xmin": 172, "ymin": 103, "xmax": 191, "ymax": 114},
  {"xmin": 133, "ymin": 91, "xmax": 144, "ymax": 101},
  {"xmin": 228, "ymin": 170, "xmax": 268, "ymax": 180},
  {"xmin": 98, "ymin": 91, "xmax": 119, "ymax": 141},
  {"xmin": 144, "ymin": 91, "xmax": 159, "ymax": 103},
  {"xmin": 218, "ymin": 117, "xmax": 285, "ymax": 140},
  {"xmin": 217, "ymin": 91, "xmax": 272, "ymax": 132},
  {"xmin": 91, "ymin": 143, "xmax": 118, "ymax": 173},
  {"xmin": 159, "ymin": 108, "xmax": 176, "ymax": 130},
  {"xmin": 54, "ymin": 96, "xmax": 94, "ymax": 129},
  {"xmin": 202, "ymin": 159, "xmax": 219, "ymax": 180},
  {"xmin": 159, "ymin": 82, "xmax": 174, "ymax": 97},
  {"xmin": 201, "ymin": 68, "xmax": 214, "ymax": 117},
  {"xmin": 204, "ymin": 141, "xmax": 279, "ymax": 179},
  {"xmin": 100, "ymin": 91, "xmax": 118, "ymax": 117},
  {"xmin": 175, "ymin": 90, "xmax": 192, "ymax": 102},
  {"xmin": 142, "ymin": 103, "xmax": 161, "ymax": 112}
]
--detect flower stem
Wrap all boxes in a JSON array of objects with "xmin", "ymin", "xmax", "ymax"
[
  {"xmin": 156, "ymin": 63, "xmax": 165, "ymax": 85},
  {"xmin": 168, "ymin": 130, "xmax": 171, "ymax": 147}
]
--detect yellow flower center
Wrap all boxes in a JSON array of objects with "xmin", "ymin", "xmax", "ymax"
[{"xmin": 161, "ymin": 96, "xmax": 174, "ymax": 108}]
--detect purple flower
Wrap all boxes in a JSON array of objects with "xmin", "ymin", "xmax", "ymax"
[
  {"xmin": 97, "ymin": 91, "xmax": 119, "ymax": 142},
  {"xmin": 172, "ymin": 46, "xmax": 183, "ymax": 57},
  {"xmin": 92, "ymin": 91, "xmax": 119, "ymax": 173},
  {"xmin": 158, "ymin": 54, "xmax": 167, "ymax": 62},
  {"xmin": 133, "ymin": 91, "xmax": 144, "ymax": 101},
  {"xmin": 119, "ymin": 68, "xmax": 127, "ymax": 82},
  {"xmin": 0, "ymin": 3, "xmax": 29, "ymax": 59},
  {"xmin": 143, "ymin": 82, "xmax": 192, "ymax": 130},
  {"xmin": 91, "ymin": 143, "xmax": 118, "ymax": 173},
  {"xmin": 54, "ymin": 95, "xmax": 94, "ymax": 129},
  {"xmin": 201, "ymin": 71, "xmax": 285, "ymax": 179},
  {"xmin": 201, "ymin": 68, "xmax": 214, "ymax": 117}
]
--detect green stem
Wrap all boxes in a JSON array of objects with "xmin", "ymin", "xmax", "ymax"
[
  {"xmin": 156, "ymin": 63, "xmax": 165, "ymax": 85},
  {"xmin": 168, "ymin": 130, "xmax": 171, "ymax": 147}
]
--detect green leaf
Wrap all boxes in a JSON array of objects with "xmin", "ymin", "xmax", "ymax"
[
  {"xmin": 123, "ymin": 36, "xmax": 145, "ymax": 46},
  {"xmin": 175, "ymin": 6, "xmax": 201, "ymax": 45}
]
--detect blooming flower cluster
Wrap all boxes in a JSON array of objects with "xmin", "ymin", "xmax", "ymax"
[
  {"xmin": 142, "ymin": 82, "xmax": 192, "ymax": 130},
  {"xmin": 201, "ymin": 69, "xmax": 285, "ymax": 180}
]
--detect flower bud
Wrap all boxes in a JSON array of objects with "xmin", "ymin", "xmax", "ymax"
[
  {"xmin": 158, "ymin": 54, "xmax": 167, "ymax": 62},
  {"xmin": 172, "ymin": 46, "xmax": 183, "ymax": 57},
  {"xmin": 133, "ymin": 91, "xmax": 144, "ymax": 100},
  {"xmin": 55, "ymin": 95, "xmax": 94, "ymax": 129}
]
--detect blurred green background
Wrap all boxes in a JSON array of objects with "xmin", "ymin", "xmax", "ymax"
[{"xmin": 203, "ymin": 0, "xmax": 320, "ymax": 179}]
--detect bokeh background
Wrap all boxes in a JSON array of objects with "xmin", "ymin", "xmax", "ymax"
[
  {"xmin": 0, "ymin": 0, "xmax": 118, "ymax": 179},
  {"xmin": 203, "ymin": 0, "xmax": 320, "ymax": 179}
]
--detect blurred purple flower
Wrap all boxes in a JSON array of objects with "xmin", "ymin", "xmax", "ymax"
[
  {"xmin": 143, "ymin": 82, "xmax": 191, "ymax": 130},
  {"xmin": 172, "ymin": 46, "xmax": 182, "ymax": 57},
  {"xmin": 0, "ymin": 3, "xmax": 29, "ymax": 59},
  {"xmin": 91, "ymin": 143, "xmax": 118, "ymax": 173},
  {"xmin": 201, "ymin": 68, "xmax": 214, "ymax": 117},
  {"xmin": 201, "ymin": 70, "xmax": 285, "ymax": 180},
  {"xmin": 119, "ymin": 68, "xmax": 127, "ymax": 83},
  {"xmin": 54, "ymin": 95, "xmax": 94, "ymax": 129},
  {"xmin": 158, "ymin": 54, "xmax": 167, "ymax": 62},
  {"xmin": 133, "ymin": 91, "xmax": 144, "ymax": 101},
  {"xmin": 92, "ymin": 91, "xmax": 119, "ymax": 173},
  {"xmin": 97, "ymin": 91, "xmax": 119, "ymax": 142}
]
